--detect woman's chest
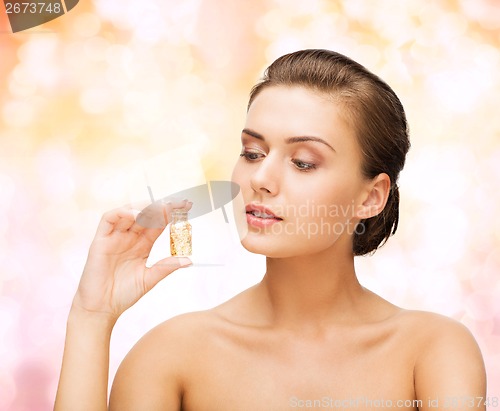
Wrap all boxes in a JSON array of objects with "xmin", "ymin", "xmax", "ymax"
[{"xmin": 181, "ymin": 326, "xmax": 418, "ymax": 411}]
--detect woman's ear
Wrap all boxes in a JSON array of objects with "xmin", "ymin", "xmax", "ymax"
[{"xmin": 356, "ymin": 173, "xmax": 391, "ymax": 219}]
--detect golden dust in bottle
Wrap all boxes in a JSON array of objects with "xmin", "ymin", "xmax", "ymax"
[{"xmin": 170, "ymin": 209, "xmax": 192, "ymax": 256}]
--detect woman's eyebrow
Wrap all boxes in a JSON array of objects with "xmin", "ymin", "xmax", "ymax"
[
  {"xmin": 242, "ymin": 128, "xmax": 265, "ymax": 140},
  {"xmin": 286, "ymin": 136, "xmax": 336, "ymax": 152},
  {"xmin": 242, "ymin": 128, "xmax": 336, "ymax": 152}
]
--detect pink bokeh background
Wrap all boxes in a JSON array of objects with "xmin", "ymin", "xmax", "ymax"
[{"xmin": 1, "ymin": 1, "xmax": 499, "ymax": 410}]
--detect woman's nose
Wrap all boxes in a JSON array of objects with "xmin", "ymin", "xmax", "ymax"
[{"xmin": 249, "ymin": 154, "xmax": 279, "ymax": 195}]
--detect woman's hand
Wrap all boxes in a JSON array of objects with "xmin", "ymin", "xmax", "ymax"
[
  {"xmin": 71, "ymin": 200, "xmax": 193, "ymax": 322},
  {"xmin": 55, "ymin": 201, "xmax": 192, "ymax": 411}
]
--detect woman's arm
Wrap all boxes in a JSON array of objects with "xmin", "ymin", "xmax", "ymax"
[
  {"xmin": 414, "ymin": 315, "xmax": 487, "ymax": 411},
  {"xmin": 54, "ymin": 307, "xmax": 116, "ymax": 411},
  {"xmin": 54, "ymin": 202, "xmax": 192, "ymax": 411}
]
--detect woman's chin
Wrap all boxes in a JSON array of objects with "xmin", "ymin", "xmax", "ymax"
[
  {"xmin": 239, "ymin": 235, "xmax": 312, "ymax": 258},
  {"xmin": 239, "ymin": 228, "xmax": 348, "ymax": 259},
  {"xmin": 240, "ymin": 235, "xmax": 286, "ymax": 257}
]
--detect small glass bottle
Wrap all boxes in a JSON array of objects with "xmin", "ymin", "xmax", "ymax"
[{"xmin": 170, "ymin": 209, "xmax": 192, "ymax": 256}]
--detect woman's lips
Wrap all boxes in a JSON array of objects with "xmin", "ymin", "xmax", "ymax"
[
  {"xmin": 245, "ymin": 204, "xmax": 283, "ymax": 228},
  {"xmin": 246, "ymin": 212, "xmax": 283, "ymax": 228}
]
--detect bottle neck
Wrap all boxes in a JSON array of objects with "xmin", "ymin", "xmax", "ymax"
[{"xmin": 171, "ymin": 211, "xmax": 188, "ymax": 224}]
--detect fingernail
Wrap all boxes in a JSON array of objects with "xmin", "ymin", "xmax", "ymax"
[{"xmin": 177, "ymin": 257, "xmax": 192, "ymax": 268}]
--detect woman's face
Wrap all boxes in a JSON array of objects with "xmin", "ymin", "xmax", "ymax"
[{"xmin": 231, "ymin": 85, "xmax": 372, "ymax": 258}]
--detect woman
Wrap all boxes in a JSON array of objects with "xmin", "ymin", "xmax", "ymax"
[{"xmin": 55, "ymin": 49, "xmax": 486, "ymax": 410}]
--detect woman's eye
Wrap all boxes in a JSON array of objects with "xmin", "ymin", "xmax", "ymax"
[
  {"xmin": 293, "ymin": 159, "xmax": 317, "ymax": 171},
  {"xmin": 239, "ymin": 150, "xmax": 316, "ymax": 171},
  {"xmin": 239, "ymin": 151, "xmax": 263, "ymax": 161}
]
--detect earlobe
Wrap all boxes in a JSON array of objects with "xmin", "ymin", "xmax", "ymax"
[{"xmin": 357, "ymin": 173, "xmax": 391, "ymax": 219}]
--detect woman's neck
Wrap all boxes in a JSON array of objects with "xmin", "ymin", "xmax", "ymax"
[{"xmin": 256, "ymin": 245, "xmax": 369, "ymax": 333}]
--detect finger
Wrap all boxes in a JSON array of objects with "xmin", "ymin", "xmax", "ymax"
[
  {"xmin": 127, "ymin": 205, "xmax": 172, "ymax": 246},
  {"xmin": 136, "ymin": 200, "xmax": 173, "ymax": 229},
  {"xmin": 164, "ymin": 199, "xmax": 194, "ymax": 219},
  {"xmin": 144, "ymin": 256, "xmax": 192, "ymax": 292},
  {"xmin": 95, "ymin": 207, "xmax": 138, "ymax": 236},
  {"xmin": 164, "ymin": 199, "xmax": 188, "ymax": 211},
  {"xmin": 133, "ymin": 199, "xmax": 194, "ymax": 229},
  {"xmin": 136, "ymin": 214, "xmax": 169, "ymax": 244}
]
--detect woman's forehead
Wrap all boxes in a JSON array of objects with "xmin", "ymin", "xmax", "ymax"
[{"xmin": 245, "ymin": 86, "xmax": 357, "ymax": 149}]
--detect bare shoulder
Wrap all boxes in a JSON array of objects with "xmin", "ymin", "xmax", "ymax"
[
  {"xmin": 394, "ymin": 309, "xmax": 482, "ymax": 349},
  {"xmin": 109, "ymin": 310, "xmax": 221, "ymax": 411},
  {"xmin": 393, "ymin": 309, "xmax": 484, "ymax": 368},
  {"xmin": 394, "ymin": 309, "xmax": 471, "ymax": 333},
  {"xmin": 394, "ymin": 310, "xmax": 486, "ymax": 410},
  {"xmin": 114, "ymin": 308, "xmax": 223, "ymax": 370},
  {"xmin": 110, "ymin": 286, "xmax": 256, "ymax": 407}
]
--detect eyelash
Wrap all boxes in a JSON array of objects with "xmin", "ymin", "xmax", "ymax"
[{"xmin": 239, "ymin": 151, "xmax": 317, "ymax": 172}]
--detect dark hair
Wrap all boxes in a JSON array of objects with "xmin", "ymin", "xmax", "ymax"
[{"xmin": 248, "ymin": 49, "xmax": 410, "ymax": 256}]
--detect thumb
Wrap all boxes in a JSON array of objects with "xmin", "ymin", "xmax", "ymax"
[{"xmin": 145, "ymin": 256, "xmax": 192, "ymax": 291}]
